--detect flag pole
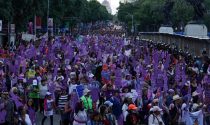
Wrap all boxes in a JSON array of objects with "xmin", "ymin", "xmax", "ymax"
[
  {"xmin": 34, "ymin": 15, "xmax": 36, "ymax": 41},
  {"xmin": 47, "ymin": 0, "xmax": 49, "ymax": 36}
]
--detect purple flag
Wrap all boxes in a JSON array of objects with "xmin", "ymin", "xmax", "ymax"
[{"xmin": 90, "ymin": 87, "xmax": 100, "ymax": 102}]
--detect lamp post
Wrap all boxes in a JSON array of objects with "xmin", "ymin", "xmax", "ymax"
[
  {"xmin": 125, "ymin": 12, "xmax": 134, "ymax": 34},
  {"xmin": 47, "ymin": 0, "xmax": 49, "ymax": 35},
  {"xmin": 131, "ymin": 14, "xmax": 134, "ymax": 33}
]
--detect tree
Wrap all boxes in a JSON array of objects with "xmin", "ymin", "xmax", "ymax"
[
  {"xmin": 88, "ymin": 0, "xmax": 112, "ymax": 22},
  {"xmin": 0, "ymin": 0, "xmax": 112, "ymax": 32},
  {"xmin": 117, "ymin": 0, "xmax": 210, "ymax": 31},
  {"xmin": 0, "ymin": 0, "xmax": 13, "ymax": 21}
]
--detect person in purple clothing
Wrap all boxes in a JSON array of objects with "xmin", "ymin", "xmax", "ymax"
[
  {"xmin": 3, "ymin": 90, "xmax": 15, "ymax": 125},
  {"xmin": 0, "ymin": 91, "xmax": 7, "ymax": 125},
  {"xmin": 25, "ymin": 99, "xmax": 35, "ymax": 125},
  {"xmin": 108, "ymin": 90, "xmax": 122, "ymax": 120}
]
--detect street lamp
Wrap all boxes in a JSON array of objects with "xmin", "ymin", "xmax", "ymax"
[
  {"xmin": 125, "ymin": 12, "xmax": 134, "ymax": 33},
  {"xmin": 131, "ymin": 15, "xmax": 134, "ymax": 33},
  {"xmin": 47, "ymin": 0, "xmax": 49, "ymax": 35}
]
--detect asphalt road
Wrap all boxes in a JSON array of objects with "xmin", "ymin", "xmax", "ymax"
[{"xmin": 35, "ymin": 112, "xmax": 60, "ymax": 125}]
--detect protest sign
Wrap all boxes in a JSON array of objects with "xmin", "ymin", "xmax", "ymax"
[
  {"xmin": 76, "ymin": 85, "xmax": 84, "ymax": 98},
  {"xmin": 22, "ymin": 34, "xmax": 35, "ymax": 41},
  {"xmin": 10, "ymin": 24, "xmax": 15, "ymax": 33},
  {"xmin": 36, "ymin": 16, "xmax": 41, "ymax": 29}
]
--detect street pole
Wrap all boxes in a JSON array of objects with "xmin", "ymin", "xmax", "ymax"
[
  {"xmin": 34, "ymin": 15, "xmax": 36, "ymax": 40},
  {"xmin": 131, "ymin": 14, "xmax": 134, "ymax": 34},
  {"xmin": 8, "ymin": 21, "xmax": 10, "ymax": 47},
  {"xmin": 47, "ymin": 0, "xmax": 49, "ymax": 35},
  {"xmin": 132, "ymin": 15, "xmax": 133, "ymax": 29}
]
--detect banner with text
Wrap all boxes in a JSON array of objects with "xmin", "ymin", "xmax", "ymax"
[{"xmin": 0, "ymin": 20, "xmax": 2, "ymax": 31}]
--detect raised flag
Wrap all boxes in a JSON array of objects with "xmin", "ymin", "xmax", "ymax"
[
  {"xmin": 36, "ymin": 16, "xmax": 41, "ymax": 29},
  {"xmin": 28, "ymin": 22, "xmax": 33, "ymax": 34}
]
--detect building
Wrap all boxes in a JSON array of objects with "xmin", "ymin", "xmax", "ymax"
[
  {"xmin": 102, "ymin": 0, "xmax": 112, "ymax": 14},
  {"xmin": 120, "ymin": 0, "xmax": 136, "ymax": 3}
]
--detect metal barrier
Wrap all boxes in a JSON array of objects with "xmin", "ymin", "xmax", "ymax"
[{"xmin": 139, "ymin": 32, "xmax": 210, "ymax": 56}]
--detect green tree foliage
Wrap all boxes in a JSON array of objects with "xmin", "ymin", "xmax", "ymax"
[
  {"xmin": 118, "ymin": 0, "xmax": 210, "ymax": 32},
  {"xmin": 0, "ymin": 0, "xmax": 112, "ymax": 32},
  {"xmin": 0, "ymin": 0, "xmax": 13, "ymax": 21}
]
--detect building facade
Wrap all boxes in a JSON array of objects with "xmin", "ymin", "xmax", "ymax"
[
  {"xmin": 120, "ymin": 0, "xmax": 136, "ymax": 3},
  {"xmin": 102, "ymin": 0, "xmax": 112, "ymax": 14}
]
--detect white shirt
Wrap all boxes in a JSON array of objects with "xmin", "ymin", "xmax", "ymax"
[
  {"xmin": 122, "ymin": 104, "xmax": 128, "ymax": 122},
  {"xmin": 44, "ymin": 99, "xmax": 54, "ymax": 116},
  {"xmin": 148, "ymin": 114, "xmax": 165, "ymax": 125},
  {"xmin": 39, "ymin": 84, "xmax": 48, "ymax": 99},
  {"xmin": 69, "ymin": 84, "xmax": 77, "ymax": 94},
  {"xmin": 181, "ymin": 103, "xmax": 193, "ymax": 125},
  {"xmin": 19, "ymin": 114, "xmax": 32, "ymax": 125},
  {"xmin": 25, "ymin": 114, "xmax": 32, "ymax": 125},
  {"xmin": 73, "ymin": 110, "xmax": 88, "ymax": 125}
]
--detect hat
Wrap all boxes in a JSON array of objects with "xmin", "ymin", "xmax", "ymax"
[
  {"xmin": 83, "ymin": 88, "xmax": 90, "ymax": 95},
  {"xmin": 168, "ymin": 89, "xmax": 174, "ymax": 93},
  {"xmin": 104, "ymin": 101, "xmax": 113, "ymax": 107},
  {"xmin": 2, "ymin": 91, "xmax": 9, "ymax": 94},
  {"xmin": 181, "ymin": 103, "xmax": 187, "ymax": 110},
  {"xmin": 173, "ymin": 95, "xmax": 181, "ymax": 101},
  {"xmin": 46, "ymin": 92, "xmax": 52, "ymax": 96},
  {"xmin": 152, "ymin": 106, "xmax": 162, "ymax": 112},
  {"xmin": 192, "ymin": 103, "xmax": 199, "ymax": 111},
  {"xmin": 12, "ymin": 87, "xmax": 18, "ymax": 92},
  {"xmin": 66, "ymin": 65, "xmax": 71, "ymax": 70},
  {"xmin": 184, "ymin": 81, "xmax": 190, "ymax": 87},
  {"xmin": 149, "ymin": 107, "xmax": 154, "ymax": 112},
  {"xmin": 57, "ymin": 76, "xmax": 64, "ymax": 81},
  {"xmin": 147, "ymin": 65, "xmax": 152, "ymax": 68},
  {"xmin": 128, "ymin": 104, "xmax": 137, "ymax": 110},
  {"xmin": 153, "ymin": 98, "xmax": 159, "ymax": 103},
  {"xmin": 169, "ymin": 103, "xmax": 175, "ymax": 110},
  {"xmin": 18, "ymin": 74, "xmax": 25, "ymax": 80},
  {"xmin": 207, "ymin": 67, "xmax": 210, "ymax": 75},
  {"xmin": 70, "ymin": 72, "xmax": 76, "ymax": 77},
  {"xmin": 88, "ymin": 73, "xmax": 94, "ymax": 78},
  {"xmin": 147, "ymin": 103, "xmax": 152, "ymax": 110},
  {"xmin": 102, "ymin": 64, "xmax": 108, "ymax": 70},
  {"xmin": 125, "ymin": 93, "xmax": 133, "ymax": 99},
  {"xmin": 33, "ymin": 80, "xmax": 38, "ymax": 85},
  {"xmin": 192, "ymin": 91, "xmax": 200, "ymax": 97},
  {"xmin": 74, "ymin": 65, "xmax": 79, "ymax": 69},
  {"xmin": 191, "ymin": 82, "xmax": 197, "ymax": 87}
]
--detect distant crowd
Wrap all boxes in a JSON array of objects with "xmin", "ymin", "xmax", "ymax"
[{"xmin": 0, "ymin": 27, "xmax": 209, "ymax": 125}]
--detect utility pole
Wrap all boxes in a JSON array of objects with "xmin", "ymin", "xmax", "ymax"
[
  {"xmin": 131, "ymin": 14, "xmax": 134, "ymax": 34},
  {"xmin": 47, "ymin": 0, "xmax": 49, "ymax": 35}
]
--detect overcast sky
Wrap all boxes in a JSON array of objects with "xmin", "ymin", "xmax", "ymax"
[{"xmin": 97, "ymin": 0, "xmax": 120, "ymax": 15}]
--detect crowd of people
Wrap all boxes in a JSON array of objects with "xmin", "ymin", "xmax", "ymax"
[{"xmin": 0, "ymin": 28, "xmax": 210, "ymax": 125}]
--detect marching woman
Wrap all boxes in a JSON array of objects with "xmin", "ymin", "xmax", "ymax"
[
  {"xmin": 42, "ymin": 92, "xmax": 55, "ymax": 125},
  {"xmin": 25, "ymin": 99, "xmax": 36, "ymax": 125},
  {"xmin": 73, "ymin": 101, "xmax": 88, "ymax": 125},
  {"xmin": 17, "ymin": 106, "xmax": 32, "ymax": 125}
]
